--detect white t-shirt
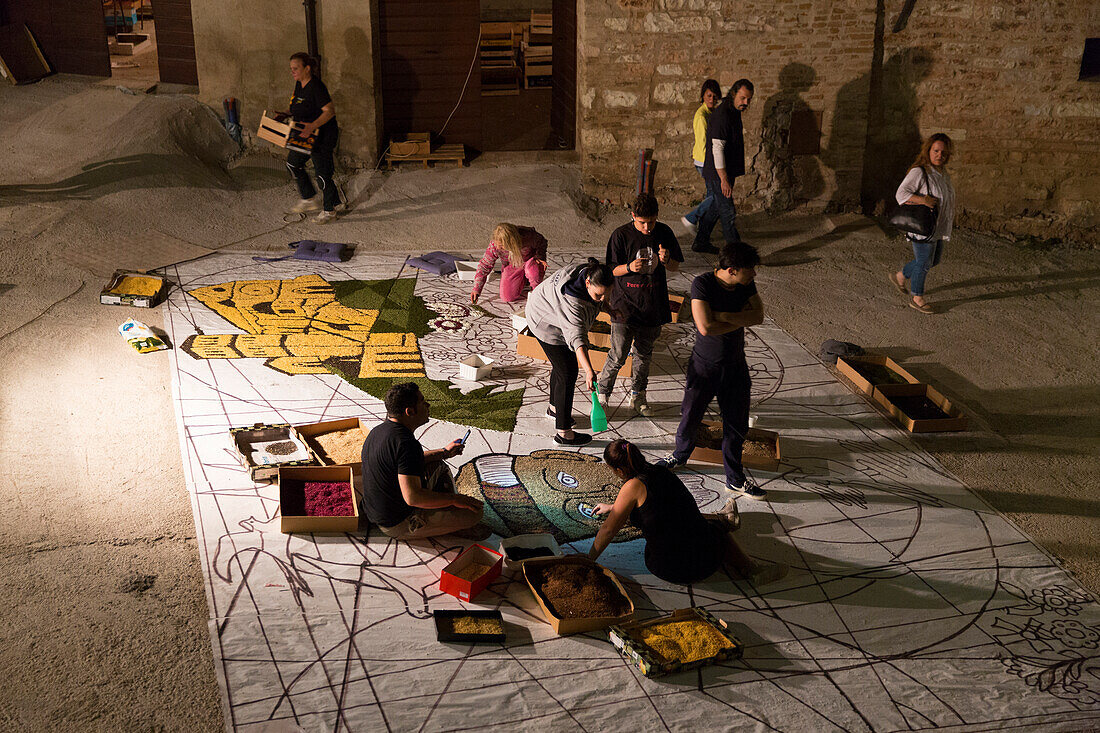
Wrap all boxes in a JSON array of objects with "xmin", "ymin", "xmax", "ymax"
[{"xmin": 896, "ymin": 166, "xmax": 955, "ymax": 241}]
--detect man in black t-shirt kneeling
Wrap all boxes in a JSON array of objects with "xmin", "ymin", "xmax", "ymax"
[
  {"xmin": 657, "ymin": 242, "xmax": 767, "ymax": 501},
  {"xmin": 361, "ymin": 383, "xmax": 485, "ymax": 539}
]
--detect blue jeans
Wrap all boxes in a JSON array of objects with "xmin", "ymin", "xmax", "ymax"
[
  {"xmin": 694, "ymin": 175, "xmax": 741, "ymax": 249},
  {"xmin": 903, "ymin": 238, "xmax": 943, "ymax": 296},
  {"xmin": 684, "ymin": 165, "xmax": 715, "ymax": 225}
]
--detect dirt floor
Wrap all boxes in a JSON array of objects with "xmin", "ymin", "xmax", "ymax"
[{"xmin": 0, "ymin": 76, "xmax": 1096, "ymax": 731}]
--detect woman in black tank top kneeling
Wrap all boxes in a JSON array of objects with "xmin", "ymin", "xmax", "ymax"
[{"xmin": 588, "ymin": 439, "xmax": 786, "ymax": 586}]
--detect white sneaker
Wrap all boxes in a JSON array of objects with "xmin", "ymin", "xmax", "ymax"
[
  {"xmin": 680, "ymin": 215, "xmax": 698, "ymax": 235},
  {"xmin": 315, "ymin": 210, "xmax": 337, "ymax": 224},
  {"xmin": 631, "ymin": 392, "xmax": 653, "ymax": 417},
  {"xmin": 290, "ymin": 197, "xmax": 321, "ymax": 214},
  {"xmin": 598, "ymin": 393, "xmax": 610, "ymax": 410}
]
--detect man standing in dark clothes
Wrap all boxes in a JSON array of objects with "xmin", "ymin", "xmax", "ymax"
[
  {"xmin": 598, "ymin": 193, "xmax": 683, "ymax": 416},
  {"xmin": 658, "ymin": 242, "xmax": 767, "ymax": 501},
  {"xmin": 361, "ymin": 383, "xmax": 485, "ymax": 539},
  {"xmin": 693, "ymin": 79, "xmax": 754, "ymax": 253}
]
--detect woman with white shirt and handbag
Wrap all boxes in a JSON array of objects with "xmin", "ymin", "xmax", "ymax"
[{"xmin": 889, "ymin": 133, "xmax": 956, "ymax": 314}]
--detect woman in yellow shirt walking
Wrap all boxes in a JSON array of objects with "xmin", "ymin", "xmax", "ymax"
[{"xmin": 681, "ymin": 79, "xmax": 722, "ymax": 235}]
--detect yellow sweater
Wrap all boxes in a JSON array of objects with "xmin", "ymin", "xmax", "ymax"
[{"xmin": 692, "ymin": 103, "xmax": 711, "ymax": 165}]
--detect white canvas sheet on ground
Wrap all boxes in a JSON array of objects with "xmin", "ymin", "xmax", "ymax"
[{"xmin": 163, "ymin": 249, "xmax": 1100, "ymax": 732}]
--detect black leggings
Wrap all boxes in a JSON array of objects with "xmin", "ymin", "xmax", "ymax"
[
  {"xmin": 286, "ymin": 139, "xmax": 340, "ymax": 211},
  {"xmin": 536, "ymin": 338, "xmax": 578, "ymax": 430}
]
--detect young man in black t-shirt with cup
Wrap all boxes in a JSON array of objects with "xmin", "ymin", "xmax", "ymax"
[
  {"xmin": 360, "ymin": 383, "xmax": 485, "ymax": 539},
  {"xmin": 597, "ymin": 193, "xmax": 684, "ymax": 417},
  {"xmin": 658, "ymin": 242, "xmax": 767, "ymax": 501}
]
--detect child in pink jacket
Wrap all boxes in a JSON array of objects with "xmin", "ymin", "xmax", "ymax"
[{"xmin": 469, "ymin": 223, "xmax": 548, "ymax": 304}]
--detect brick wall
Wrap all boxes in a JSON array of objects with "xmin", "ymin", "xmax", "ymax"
[{"xmin": 576, "ymin": 0, "xmax": 1100, "ymax": 245}]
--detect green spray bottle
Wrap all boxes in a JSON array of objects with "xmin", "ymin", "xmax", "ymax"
[{"xmin": 590, "ymin": 391, "xmax": 607, "ymax": 433}]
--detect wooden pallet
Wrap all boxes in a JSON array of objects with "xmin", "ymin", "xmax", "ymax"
[{"xmin": 384, "ymin": 143, "xmax": 466, "ymax": 169}]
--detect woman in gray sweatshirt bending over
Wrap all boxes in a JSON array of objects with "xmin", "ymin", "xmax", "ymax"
[{"xmin": 525, "ymin": 257, "xmax": 614, "ymax": 446}]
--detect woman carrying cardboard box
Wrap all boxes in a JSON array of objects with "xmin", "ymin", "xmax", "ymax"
[{"xmin": 285, "ymin": 52, "xmax": 342, "ymax": 223}]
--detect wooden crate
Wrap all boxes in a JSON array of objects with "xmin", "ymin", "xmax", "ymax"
[
  {"xmin": 389, "ymin": 132, "xmax": 431, "ymax": 157},
  {"xmin": 384, "ymin": 143, "xmax": 466, "ymax": 169},
  {"xmin": 256, "ymin": 110, "xmax": 295, "ymax": 148},
  {"xmin": 480, "ymin": 22, "xmax": 520, "ymax": 96}
]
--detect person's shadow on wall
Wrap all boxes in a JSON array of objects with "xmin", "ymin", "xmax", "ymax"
[
  {"xmin": 822, "ymin": 47, "xmax": 933, "ymax": 217},
  {"xmin": 754, "ymin": 62, "xmax": 825, "ymax": 212}
]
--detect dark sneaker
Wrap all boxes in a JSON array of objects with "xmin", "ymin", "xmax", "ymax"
[
  {"xmin": 691, "ymin": 242, "xmax": 718, "ymax": 254},
  {"xmin": 728, "ymin": 477, "xmax": 767, "ymax": 500},
  {"xmin": 554, "ymin": 432, "xmax": 592, "ymax": 446},
  {"xmin": 655, "ymin": 454, "xmax": 684, "ymax": 470}
]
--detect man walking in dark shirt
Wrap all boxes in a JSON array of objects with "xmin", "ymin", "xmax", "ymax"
[
  {"xmin": 361, "ymin": 383, "xmax": 485, "ymax": 539},
  {"xmin": 658, "ymin": 242, "xmax": 767, "ymax": 501},
  {"xmin": 598, "ymin": 193, "xmax": 683, "ymax": 416},
  {"xmin": 692, "ymin": 79, "xmax": 754, "ymax": 254}
]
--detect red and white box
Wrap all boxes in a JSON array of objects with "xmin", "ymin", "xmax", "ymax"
[{"xmin": 439, "ymin": 544, "xmax": 504, "ymax": 602}]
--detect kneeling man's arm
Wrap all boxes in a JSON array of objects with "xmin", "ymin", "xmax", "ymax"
[{"xmin": 398, "ymin": 474, "xmax": 482, "ymax": 512}]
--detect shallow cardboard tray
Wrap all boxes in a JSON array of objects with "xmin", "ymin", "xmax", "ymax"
[
  {"xmin": 608, "ymin": 607, "xmax": 743, "ymax": 678},
  {"xmin": 836, "ymin": 355, "xmax": 920, "ymax": 396},
  {"xmin": 440, "ymin": 544, "xmax": 504, "ymax": 602},
  {"xmin": 455, "ymin": 261, "xmax": 478, "ymax": 280},
  {"xmin": 294, "ymin": 417, "xmax": 372, "ymax": 472},
  {"xmin": 588, "ymin": 320, "xmax": 611, "ymax": 349},
  {"xmin": 873, "ymin": 383, "xmax": 968, "ymax": 433},
  {"xmin": 690, "ymin": 421, "xmax": 781, "ymax": 472},
  {"xmin": 278, "ymin": 465, "xmax": 359, "ymax": 534},
  {"xmin": 99, "ymin": 270, "xmax": 169, "ymax": 308},
  {"xmin": 522, "ymin": 556, "xmax": 634, "ymax": 635},
  {"xmin": 516, "ymin": 327, "xmax": 631, "ymax": 375},
  {"xmin": 230, "ymin": 422, "xmax": 320, "ymax": 481},
  {"xmin": 433, "ymin": 609, "xmax": 506, "ymax": 643},
  {"xmin": 499, "ymin": 533, "xmax": 563, "ymax": 570}
]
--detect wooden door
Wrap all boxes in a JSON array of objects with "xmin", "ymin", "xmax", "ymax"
[
  {"xmin": 378, "ymin": 0, "xmax": 481, "ymax": 150},
  {"xmin": 550, "ymin": 0, "xmax": 576, "ymax": 149},
  {"xmin": 1, "ymin": 0, "xmax": 108, "ymax": 77},
  {"xmin": 149, "ymin": 0, "xmax": 197, "ymax": 85}
]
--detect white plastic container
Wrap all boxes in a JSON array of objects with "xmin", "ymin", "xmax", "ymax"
[
  {"xmin": 455, "ymin": 260, "xmax": 478, "ymax": 280},
  {"xmin": 458, "ymin": 354, "xmax": 494, "ymax": 381},
  {"xmin": 510, "ymin": 310, "xmax": 528, "ymax": 331}
]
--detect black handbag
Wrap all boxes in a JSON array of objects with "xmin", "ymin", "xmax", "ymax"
[{"xmin": 888, "ymin": 166, "xmax": 938, "ymax": 238}]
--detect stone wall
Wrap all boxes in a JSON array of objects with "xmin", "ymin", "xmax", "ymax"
[
  {"xmin": 577, "ymin": 0, "xmax": 878, "ymax": 215},
  {"xmin": 880, "ymin": 0, "xmax": 1100, "ymax": 245},
  {"xmin": 190, "ymin": 0, "xmax": 381, "ymax": 163},
  {"xmin": 577, "ymin": 0, "xmax": 1100, "ymax": 245}
]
